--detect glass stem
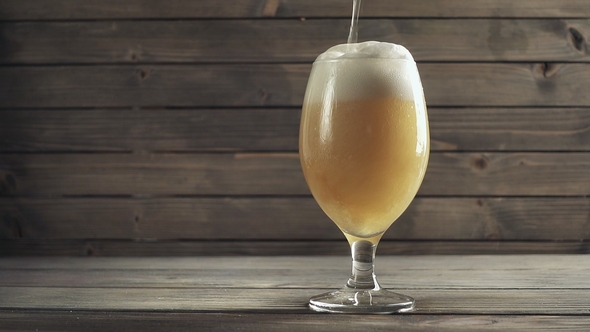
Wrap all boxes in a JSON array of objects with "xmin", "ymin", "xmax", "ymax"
[{"xmin": 346, "ymin": 240, "xmax": 381, "ymax": 290}]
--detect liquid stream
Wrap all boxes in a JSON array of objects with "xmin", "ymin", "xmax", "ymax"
[{"xmin": 347, "ymin": 0, "xmax": 361, "ymax": 44}]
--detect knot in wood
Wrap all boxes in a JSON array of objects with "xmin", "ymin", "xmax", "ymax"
[
  {"xmin": 568, "ymin": 27, "xmax": 585, "ymax": 52},
  {"xmin": 258, "ymin": 88, "xmax": 270, "ymax": 103},
  {"xmin": 138, "ymin": 68, "xmax": 150, "ymax": 81},
  {"xmin": 85, "ymin": 244, "xmax": 96, "ymax": 256},
  {"xmin": 536, "ymin": 63, "xmax": 560, "ymax": 79},
  {"xmin": 471, "ymin": 157, "xmax": 488, "ymax": 171}
]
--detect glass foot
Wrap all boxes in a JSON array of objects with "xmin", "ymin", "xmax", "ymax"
[{"xmin": 309, "ymin": 287, "xmax": 415, "ymax": 314}]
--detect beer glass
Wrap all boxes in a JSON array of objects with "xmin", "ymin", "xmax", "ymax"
[{"xmin": 299, "ymin": 42, "xmax": 429, "ymax": 313}]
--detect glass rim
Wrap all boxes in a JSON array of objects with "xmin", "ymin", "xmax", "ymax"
[{"xmin": 313, "ymin": 57, "xmax": 416, "ymax": 64}]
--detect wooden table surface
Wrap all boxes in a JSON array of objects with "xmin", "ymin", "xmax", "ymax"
[{"xmin": 1, "ymin": 255, "xmax": 589, "ymax": 331}]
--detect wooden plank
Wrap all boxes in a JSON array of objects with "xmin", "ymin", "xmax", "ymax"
[
  {"xmin": 1, "ymin": 264, "xmax": 589, "ymax": 289},
  {"xmin": 1, "ymin": 0, "xmax": 588, "ymax": 19},
  {"xmin": 1, "ymin": 63, "xmax": 590, "ymax": 108},
  {"xmin": 0, "ymin": 109, "xmax": 302, "ymax": 152},
  {"xmin": 0, "ymin": 153, "xmax": 308, "ymax": 196},
  {"xmin": 1, "ymin": 240, "xmax": 589, "ymax": 256},
  {"xmin": 2, "ymin": 19, "xmax": 589, "ymax": 64},
  {"xmin": 1, "ymin": 198, "xmax": 589, "ymax": 240},
  {"xmin": 419, "ymin": 63, "xmax": 590, "ymax": 107},
  {"xmin": 3, "ymin": 255, "xmax": 589, "ymax": 271},
  {"xmin": 1, "ymin": 267, "xmax": 589, "ymax": 290},
  {"xmin": 2, "ymin": 108, "xmax": 590, "ymax": 152},
  {"xmin": 421, "ymin": 152, "xmax": 590, "ymax": 196},
  {"xmin": 1, "ymin": 287, "xmax": 589, "ymax": 314},
  {"xmin": 0, "ymin": 64, "xmax": 309, "ymax": 108},
  {"xmin": 429, "ymin": 108, "xmax": 590, "ymax": 151},
  {"xmin": 2, "ymin": 153, "xmax": 590, "ymax": 196},
  {"xmin": 1, "ymin": 312, "xmax": 589, "ymax": 332}
]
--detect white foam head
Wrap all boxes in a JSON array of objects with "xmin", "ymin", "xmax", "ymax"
[
  {"xmin": 316, "ymin": 41, "xmax": 414, "ymax": 61},
  {"xmin": 305, "ymin": 41, "xmax": 422, "ymax": 103}
]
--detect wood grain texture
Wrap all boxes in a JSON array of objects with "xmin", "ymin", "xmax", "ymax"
[
  {"xmin": 2, "ymin": 63, "xmax": 590, "ymax": 108},
  {"xmin": 1, "ymin": 0, "xmax": 588, "ymax": 19},
  {"xmin": 1, "ymin": 286, "xmax": 589, "ymax": 314},
  {"xmin": 0, "ymin": 64, "xmax": 309, "ymax": 108},
  {"xmin": 0, "ymin": 312, "xmax": 588, "ymax": 332},
  {"xmin": 0, "ymin": 153, "xmax": 307, "ymax": 196},
  {"xmin": 429, "ymin": 108, "xmax": 590, "ymax": 152},
  {"xmin": 2, "ymin": 153, "xmax": 590, "ymax": 196},
  {"xmin": 1, "ymin": 256, "xmax": 590, "ymax": 330},
  {"xmin": 2, "ymin": 108, "xmax": 590, "ymax": 152},
  {"xmin": 1, "ymin": 240, "xmax": 589, "ymax": 256},
  {"xmin": 1, "ymin": 0, "xmax": 588, "ymax": 262},
  {"xmin": 3, "ymin": 255, "xmax": 588, "ymax": 270},
  {"xmin": 0, "ymin": 109, "xmax": 302, "ymax": 152},
  {"xmin": 2, "ymin": 262, "xmax": 590, "ymax": 289},
  {"xmin": 1, "ymin": 198, "xmax": 589, "ymax": 241},
  {"xmin": 1, "ymin": 19, "xmax": 588, "ymax": 64}
]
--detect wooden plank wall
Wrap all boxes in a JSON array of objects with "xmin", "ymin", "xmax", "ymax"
[{"xmin": 1, "ymin": 0, "xmax": 590, "ymax": 255}]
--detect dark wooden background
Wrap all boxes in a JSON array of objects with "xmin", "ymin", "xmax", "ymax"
[{"xmin": 1, "ymin": 0, "xmax": 589, "ymax": 256}]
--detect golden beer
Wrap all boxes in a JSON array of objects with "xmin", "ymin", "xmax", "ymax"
[{"xmin": 300, "ymin": 55, "xmax": 429, "ymax": 244}]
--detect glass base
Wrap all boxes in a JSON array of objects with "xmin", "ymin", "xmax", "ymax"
[{"xmin": 309, "ymin": 286, "xmax": 415, "ymax": 314}]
